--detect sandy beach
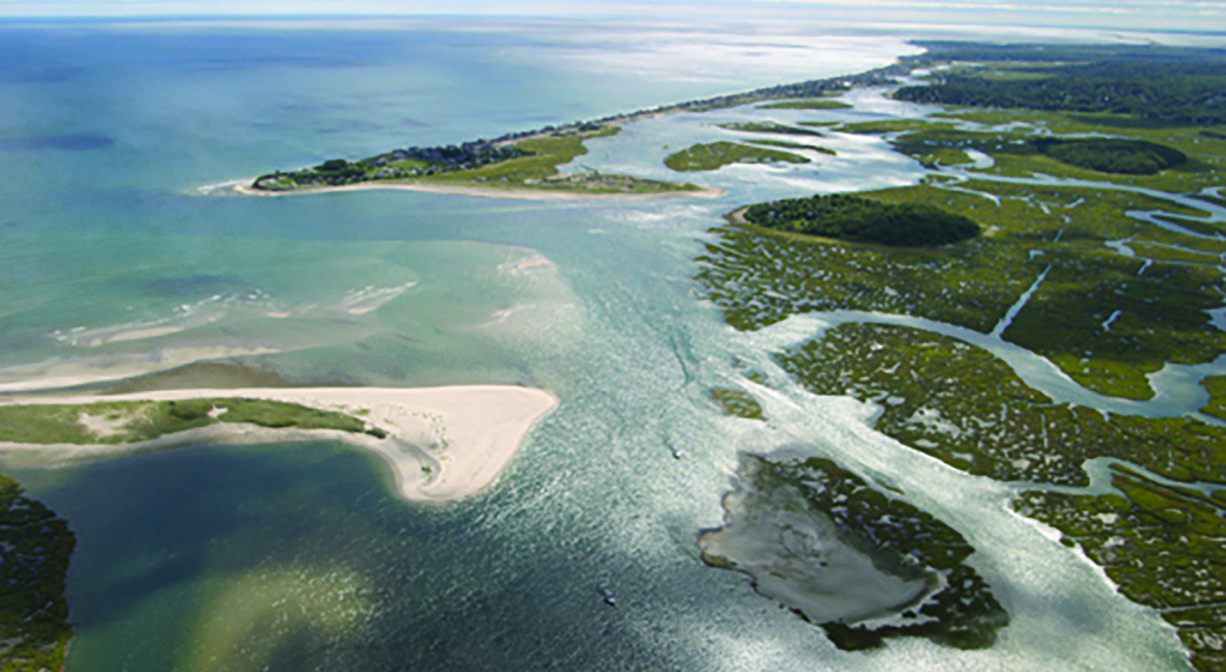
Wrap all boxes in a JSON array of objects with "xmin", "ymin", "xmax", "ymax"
[
  {"xmin": 0, "ymin": 385, "xmax": 558, "ymax": 504},
  {"xmin": 230, "ymin": 179, "xmax": 725, "ymax": 201}
]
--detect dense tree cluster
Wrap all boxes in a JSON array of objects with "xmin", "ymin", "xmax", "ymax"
[
  {"xmin": 0, "ymin": 475, "xmax": 74, "ymax": 672},
  {"xmin": 1034, "ymin": 137, "xmax": 1186, "ymax": 175},
  {"xmin": 904, "ymin": 41, "xmax": 1226, "ymax": 66},
  {"xmin": 895, "ymin": 44, "xmax": 1226, "ymax": 124},
  {"xmin": 369, "ymin": 142, "xmax": 528, "ymax": 170},
  {"xmin": 743, "ymin": 193, "xmax": 980, "ymax": 247},
  {"xmin": 255, "ymin": 141, "xmax": 532, "ymax": 190}
]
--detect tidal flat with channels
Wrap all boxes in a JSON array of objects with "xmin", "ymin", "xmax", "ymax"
[{"xmin": 0, "ymin": 16, "xmax": 1221, "ymax": 672}]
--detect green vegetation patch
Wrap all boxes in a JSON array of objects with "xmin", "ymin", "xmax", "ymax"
[
  {"xmin": 998, "ymin": 245, "xmax": 1225, "ymax": 400},
  {"xmin": 1015, "ymin": 468, "xmax": 1226, "ymax": 672},
  {"xmin": 1127, "ymin": 241, "xmax": 1220, "ymax": 266},
  {"xmin": 777, "ymin": 322, "xmax": 1226, "ymax": 487},
  {"xmin": 1152, "ymin": 213, "xmax": 1224, "ymax": 237},
  {"xmin": 757, "ymin": 98, "xmax": 852, "ymax": 110},
  {"xmin": 745, "ymin": 139, "xmax": 836, "ymax": 156},
  {"xmin": 663, "ymin": 141, "xmax": 810, "ymax": 172},
  {"xmin": 253, "ymin": 125, "xmax": 705, "ymax": 196},
  {"xmin": 1201, "ymin": 375, "xmax": 1226, "ymax": 421},
  {"xmin": 881, "ymin": 109, "xmax": 1223, "ymax": 194},
  {"xmin": 708, "ymin": 388, "xmax": 764, "ymax": 420},
  {"xmin": 423, "ymin": 126, "xmax": 618, "ymax": 185},
  {"xmin": 742, "ymin": 193, "xmax": 980, "ymax": 247},
  {"xmin": 1036, "ymin": 137, "xmax": 1187, "ymax": 175},
  {"xmin": 702, "ymin": 455, "xmax": 1008, "ymax": 650},
  {"xmin": 700, "ymin": 177, "xmax": 1225, "ymax": 400},
  {"xmin": 716, "ymin": 121, "xmax": 827, "ymax": 137},
  {"xmin": 697, "ymin": 208, "xmax": 1034, "ymax": 335},
  {"xmin": 910, "ymin": 146, "xmax": 973, "ymax": 169},
  {"xmin": 836, "ymin": 119, "xmax": 957, "ymax": 134},
  {"xmin": 771, "ymin": 319, "xmax": 1226, "ymax": 670},
  {"xmin": 887, "ymin": 127, "xmax": 1187, "ymax": 176},
  {"xmin": 0, "ymin": 398, "xmax": 385, "ymax": 446},
  {"xmin": 888, "ymin": 128, "xmax": 1032, "ymax": 158},
  {"xmin": 0, "ymin": 475, "xmax": 74, "ymax": 672}
]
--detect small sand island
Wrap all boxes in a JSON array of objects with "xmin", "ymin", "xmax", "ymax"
[
  {"xmin": 236, "ymin": 124, "xmax": 723, "ymax": 201},
  {"xmin": 0, "ymin": 386, "xmax": 558, "ymax": 504}
]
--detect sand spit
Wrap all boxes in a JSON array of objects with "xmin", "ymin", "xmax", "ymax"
[
  {"xmin": 0, "ymin": 386, "xmax": 558, "ymax": 505},
  {"xmin": 229, "ymin": 179, "xmax": 725, "ymax": 201}
]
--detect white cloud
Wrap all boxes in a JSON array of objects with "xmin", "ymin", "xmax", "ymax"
[{"xmin": 0, "ymin": 0, "xmax": 1221, "ymax": 33}]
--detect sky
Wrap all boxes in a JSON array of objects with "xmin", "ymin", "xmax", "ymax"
[{"xmin": 0, "ymin": 0, "xmax": 1224, "ymax": 33}]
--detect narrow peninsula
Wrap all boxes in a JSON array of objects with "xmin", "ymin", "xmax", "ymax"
[
  {"xmin": 0, "ymin": 386, "xmax": 558, "ymax": 505},
  {"xmin": 242, "ymin": 125, "xmax": 719, "ymax": 200}
]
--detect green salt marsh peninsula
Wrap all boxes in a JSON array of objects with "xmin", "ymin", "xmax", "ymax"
[{"xmin": 697, "ymin": 40, "xmax": 1226, "ymax": 669}]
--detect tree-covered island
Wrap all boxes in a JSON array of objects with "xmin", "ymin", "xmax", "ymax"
[
  {"xmin": 738, "ymin": 193, "xmax": 981, "ymax": 247},
  {"xmin": 0, "ymin": 476, "xmax": 74, "ymax": 672}
]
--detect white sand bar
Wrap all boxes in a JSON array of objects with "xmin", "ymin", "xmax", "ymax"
[{"xmin": 0, "ymin": 386, "xmax": 558, "ymax": 505}]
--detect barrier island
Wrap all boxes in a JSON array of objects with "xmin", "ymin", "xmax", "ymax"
[{"xmin": 247, "ymin": 125, "xmax": 716, "ymax": 199}]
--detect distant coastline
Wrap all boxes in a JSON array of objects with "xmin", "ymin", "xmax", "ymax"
[
  {"xmin": 220, "ymin": 57, "xmax": 906, "ymax": 200},
  {"xmin": 229, "ymin": 177, "xmax": 726, "ymax": 201}
]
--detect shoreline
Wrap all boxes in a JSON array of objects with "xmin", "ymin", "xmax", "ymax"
[
  {"xmin": 725, "ymin": 205, "xmax": 750, "ymax": 224},
  {"xmin": 0, "ymin": 386, "xmax": 559, "ymax": 505},
  {"xmin": 0, "ymin": 345, "xmax": 285, "ymax": 395},
  {"xmin": 212, "ymin": 56, "xmax": 907, "ymax": 203},
  {"xmin": 229, "ymin": 178, "xmax": 726, "ymax": 201}
]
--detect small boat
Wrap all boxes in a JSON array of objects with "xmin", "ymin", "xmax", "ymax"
[
  {"xmin": 600, "ymin": 586, "xmax": 617, "ymax": 607},
  {"xmin": 670, "ymin": 444, "xmax": 683, "ymax": 460}
]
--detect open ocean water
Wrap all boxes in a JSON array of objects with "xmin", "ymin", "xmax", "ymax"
[{"xmin": 0, "ymin": 16, "xmax": 1193, "ymax": 671}]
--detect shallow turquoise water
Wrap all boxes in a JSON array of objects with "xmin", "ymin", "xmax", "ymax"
[{"xmin": 0, "ymin": 17, "xmax": 1196, "ymax": 672}]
